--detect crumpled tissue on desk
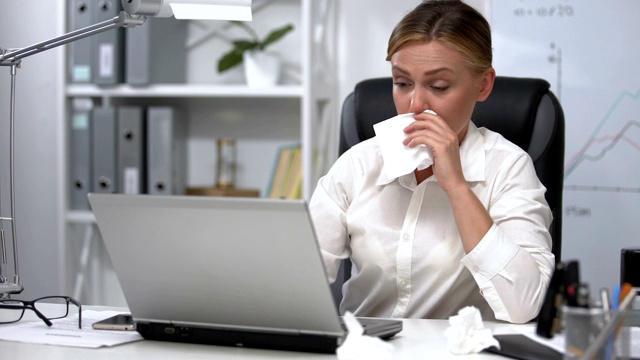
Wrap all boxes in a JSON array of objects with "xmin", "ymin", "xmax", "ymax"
[
  {"xmin": 444, "ymin": 306, "xmax": 500, "ymax": 355},
  {"xmin": 336, "ymin": 312, "xmax": 394, "ymax": 360}
]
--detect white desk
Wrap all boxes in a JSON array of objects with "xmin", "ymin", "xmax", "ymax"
[{"xmin": 1, "ymin": 305, "xmax": 526, "ymax": 359}]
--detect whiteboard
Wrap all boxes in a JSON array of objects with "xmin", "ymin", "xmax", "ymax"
[{"xmin": 490, "ymin": 0, "xmax": 640, "ymax": 295}]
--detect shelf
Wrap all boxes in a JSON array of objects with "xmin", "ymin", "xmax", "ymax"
[{"xmin": 66, "ymin": 84, "xmax": 305, "ymax": 98}]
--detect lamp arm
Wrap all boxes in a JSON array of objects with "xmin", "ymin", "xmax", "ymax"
[
  {"xmin": 0, "ymin": 11, "xmax": 146, "ymax": 65},
  {"xmin": 0, "ymin": 10, "xmax": 146, "ymax": 298}
]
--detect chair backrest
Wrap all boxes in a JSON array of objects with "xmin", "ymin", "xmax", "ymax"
[{"xmin": 339, "ymin": 76, "xmax": 565, "ymax": 261}]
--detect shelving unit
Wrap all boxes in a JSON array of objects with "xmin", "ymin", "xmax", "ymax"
[
  {"xmin": 61, "ymin": 0, "xmax": 338, "ymax": 306},
  {"xmin": 66, "ymin": 84, "xmax": 305, "ymax": 98}
]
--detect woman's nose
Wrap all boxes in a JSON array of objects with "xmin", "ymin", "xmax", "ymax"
[{"xmin": 409, "ymin": 89, "xmax": 428, "ymax": 114}]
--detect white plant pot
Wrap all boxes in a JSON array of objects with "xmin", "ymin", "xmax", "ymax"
[{"xmin": 243, "ymin": 50, "xmax": 281, "ymax": 88}]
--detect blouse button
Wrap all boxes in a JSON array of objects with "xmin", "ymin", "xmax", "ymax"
[{"xmin": 403, "ymin": 233, "xmax": 410, "ymax": 242}]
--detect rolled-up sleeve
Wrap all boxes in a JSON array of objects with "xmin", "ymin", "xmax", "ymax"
[{"xmin": 461, "ymin": 152, "xmax": 555, "ymax": 323}]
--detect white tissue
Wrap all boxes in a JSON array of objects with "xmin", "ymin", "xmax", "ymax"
[
  {"xmin": 373, "ymin": 110, "xmax": 436, "ymax": 180},
  {"xmin": 443, "ymin": 306, "xmax": 500, "ymax": 355},
  {"xmin": 336, "ymin": 312, "xmax": 394, "ymax": 360}
]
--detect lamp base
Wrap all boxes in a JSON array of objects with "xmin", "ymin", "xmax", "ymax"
[{"xmin": 0, "ymin": 282, "xmax": 23, "ymax": 298}]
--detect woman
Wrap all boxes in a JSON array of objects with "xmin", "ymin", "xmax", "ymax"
[{"xmin": 309, "ymin": 0, "xmax": 554, "ymax": 324}]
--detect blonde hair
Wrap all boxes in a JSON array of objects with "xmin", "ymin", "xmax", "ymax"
[{"xmin": 386, "ymin": 0, "xmax": 492, "ymax": 75}]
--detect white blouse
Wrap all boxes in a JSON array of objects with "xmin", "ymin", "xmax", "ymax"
[{"xmin": 309, "ymin": 123, "xmax": 555, "ymax": 323}]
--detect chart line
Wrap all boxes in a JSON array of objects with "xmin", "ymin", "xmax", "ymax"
[{"xmin": 564, "ymin": 89, "xmax": 640, "ymax": 178}]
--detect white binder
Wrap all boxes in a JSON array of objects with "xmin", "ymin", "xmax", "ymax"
[
  {"xmin": 146, "ymin": 107, "xmax": 186, "ymax": 195},
  {"xmin": 69, "ymin": 98, "xmax": 93, "ymax": 209},
  {"xmin": 91, "ymin": 106, "xmax": 118, "ymax": 193},
  {"xmin": 125, "ymin": 17, "xmax": 187, "ymax": 85},
  {"xmin": 93, "ymin": 0, "xmax": 124, "ymax": 84},
  {"xmin": 117, "ymin": 106, "xmax": 146, "ymax": 194},
  {"xmin": 68, "ymin": 0, "xmax": 94, "ymax": 83}
]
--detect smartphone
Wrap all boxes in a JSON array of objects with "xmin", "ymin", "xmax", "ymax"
[{"xmin": 92, "ymin": 314, "xmax": 136, "ymax": 331}]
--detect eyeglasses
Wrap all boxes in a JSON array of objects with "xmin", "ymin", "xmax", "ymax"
[{"xmin": 0, "ymin": 295, "xmax": 82, "ymax": 329}]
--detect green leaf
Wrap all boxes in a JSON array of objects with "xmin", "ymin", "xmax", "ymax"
[
  {"xmin": 217, "ymin": 41, "xmax": 259, "ymax": 73},
  {"xmin": 217, "ymin": 49, "xmax": 244, "ymax": 73},
  {"xmin": 232, "ymin": 40, "xmax": 259, "ymax": 52},
  {"xmin": 261, "ymin": 24, "xmax": 294, "ymax": 50}
]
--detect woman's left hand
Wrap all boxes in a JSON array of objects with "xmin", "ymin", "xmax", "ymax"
[{"xmin": 402, "ymin": 112, "xmax": 467, "ymax": 193}]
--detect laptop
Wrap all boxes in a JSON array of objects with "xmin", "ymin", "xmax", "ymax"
[{"xmin": 88, "ymin": 193, "xmax": 402, "ymax": 353}]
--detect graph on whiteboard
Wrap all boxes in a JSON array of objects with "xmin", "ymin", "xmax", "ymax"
[{"xmin": 490, "ymin": 0, "xmax": 640, "ymax": 292}]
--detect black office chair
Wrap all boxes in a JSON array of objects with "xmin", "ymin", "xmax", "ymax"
[{"xmin": 332, "ymin": 76, "xmax": 565, "ymax": 305}]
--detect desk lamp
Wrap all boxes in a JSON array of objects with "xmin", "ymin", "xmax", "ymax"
[{"xmin": 0, "ymin": 0, "xmax": 252, "ymax": 297}]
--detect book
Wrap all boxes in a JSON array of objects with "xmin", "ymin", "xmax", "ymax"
[
  {"xmin": 282, "ymin": 147, "xmax": 303, "ymax": 199},
  {"xmin": 267, "ymin": 144, "xmax": 301, "ymax": 199}
]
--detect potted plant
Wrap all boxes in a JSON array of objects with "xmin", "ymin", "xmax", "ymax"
[{"xmin": 217, "ymin": 21, "xmax": 294, "ymax": 87}]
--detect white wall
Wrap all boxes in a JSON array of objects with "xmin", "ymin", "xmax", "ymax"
[
  {"xmin": 336, "ymin": 0, "xmax": 415, "ymax": 110},
  {"xmin": 0, "ymin": 2, "xmax": 64, "ymax": 300}
]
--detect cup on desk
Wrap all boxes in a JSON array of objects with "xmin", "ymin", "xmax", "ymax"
[{"xmin": 563, "ymin": 306, "xmax": 631, "ymax": 360}]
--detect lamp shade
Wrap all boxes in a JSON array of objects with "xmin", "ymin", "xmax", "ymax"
[{"xmin": 121, "ymin": 0, "xmax": 252, "ymax": 21}]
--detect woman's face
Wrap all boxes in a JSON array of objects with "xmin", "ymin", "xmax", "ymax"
[{"xmin": 390, "ymin": 40, "xmax": 494, "ymax": 142}]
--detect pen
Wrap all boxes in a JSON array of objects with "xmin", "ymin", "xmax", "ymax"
[
  {"xmin": 611, "ymin": 284, "xmax": 621, "ymax": 310},
  {"xmin": 618, "ymin": 283, "xmax": 634, "ymax": 306},
  {"xmin": 600, "ymin": 288, "xmax": 611, "ymax": 314},
  {"xmin": 615, "ymin": 283, "xmax": 634, "ymax": 338},
  {"xmin": 602, "ymin": 288, "xmax": 613, "ymax": 360}
]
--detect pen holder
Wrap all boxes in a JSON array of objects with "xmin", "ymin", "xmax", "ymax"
[{"xmin": 563, "ymin": 306, "xmax": 631, "ymax": 360}]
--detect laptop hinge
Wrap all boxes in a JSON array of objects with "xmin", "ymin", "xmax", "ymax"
[
  {"xmin": 139, "ymin": 318, "xmax": 345, "ymax": 338},
  {"xmin": 299, "ymin": 329, "xmax": 345, "ymax": 338}
]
